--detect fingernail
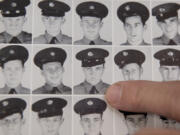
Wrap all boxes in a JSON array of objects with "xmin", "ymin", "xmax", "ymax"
[{"xmin": 105, "ymin": 84, "xmax": 122, "ymax": 107}]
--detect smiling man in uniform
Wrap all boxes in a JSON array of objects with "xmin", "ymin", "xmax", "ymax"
[
  {"xmin": 74, "ymin": 1, "xmax": 111, "ymax": 45},
  {"xmin": 74, "ymin": 98, "xmax": 107, "ymax": 135},
  {"xmin": 114, "ymin": 49, "xmax": 145, "ymax": 80},
  {"xmin": 0, "ymin": 0, "xmax": 32, "ymax": 43},
  {"xmin": 34, "ymin": 0, "xmax": 72, "ymax": 44}
]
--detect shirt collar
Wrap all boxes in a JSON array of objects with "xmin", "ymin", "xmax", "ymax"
[
  {"xmin": 44, "ymin": 31, "xmax": 63, "ymax": 43},
  {"xmin": 44, "ymin": 83, "xmax": 64, "ymax": 93},
  {"xmin": 83, "ymin": 80, "xmax": 104, "ymax": 93},
  {"xmin": 5, "ymin": 84, "xmax": 23, "ymax": 94},
  {"xmin": 82, "ymin": 36, "xmax": 101, "ymax": 45},
  {"xmin": 162, "ymin": 34, "xmax": 180, "ymax": 45},
  {"xmin": 4, "ymin": 32, "xmax": 24, "ymax": 43}
]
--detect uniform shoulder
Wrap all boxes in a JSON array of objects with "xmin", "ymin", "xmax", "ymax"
[
  {"xmin": 20, "ymin": 87, "xmax": 30, "ymax": 94},
  {"xmin": 33, "ymin": 34, "xmax": 46, "ymax": 44},
  {"xmin": 62, "ymin": 85, "xmax": 72, "ymax": 94},
  {"xmin": 73, "ymin": 82, "xmax": 85, "ymax": 94},
  {"xmin": 62, "ymin": 34, "xmax": 72, "ymax": 44},
  {"xmin": 153, "ymin": 37, "xmax": 163, "ymax": 45},
  {"xmin": 0, "ymin": 32, "xmax": 6, "ymax": 43},
  {"xmin": 100, "ymin": 39, "xmax": 112, "ymax": 45},
  {"xmin": 0, "ymin": 87, "xmax": 8, "ymax": 94},
  {"xmin": 32, "ymin": 86, "xmax": 44, "ymax": 94},
  {"xmin": 74, "ymin": 39, "xmax": 84, "ymax": 45}
]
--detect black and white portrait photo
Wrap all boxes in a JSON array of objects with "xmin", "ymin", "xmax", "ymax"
[
  {"xmin": 73, "ymin": 0, "xmax": 112, "ymax": 45},
  {"xmin": 33, "ymin": 0, "xmax": 72, "ymax": 44},
  {"xmin": 113, "ymin": 47, "xmax": 152, "ymax": 82},
  {"xmin": 113, "ymin": 0, "xmax": 151, "ymax": 46},
  {"xmin": 0, "ymin": 0, "xmax": 32, "ymax": 44},
  {"xmin": 73, "ymin": 47, "xmax": 112, "ymax": 94},
  {"xmin": 31, "ymin": 96, "xmax": 72, "ymax": 135},
  {"xmin": 153, "ymin": 47, "xmax": 180, "ymax": 81},
  {"xmin": 0, "ymin": 96, "xmax": 30, "ymax": 135},
  {"xmin": 32, "ymin": 45, "xmax": 72, "ymax": 94},
  {"xmin": 73, "ymin": 96, "xmax": 113, "ymax": 135},
  {"xmin": 0, "ymin": 45, "xmax": 31, "ymax": 94},
  {"xmin": 152, "ymin": 1, "xmax": 180, "ymax": 45}
]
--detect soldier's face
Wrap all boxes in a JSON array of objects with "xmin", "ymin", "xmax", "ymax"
[
  {"xmin": 121, "ymin": 63, "xmax": 143, "ymax": 80},
  {"xmin": 158, "ymin": 16, "xmax": 178, "ymax": 39},
  {"xmin": 2, "ymin": 60, "xmax": 24, "ymax": 88},
  {"xmin": 125, "ymin": 115, "xmax": 146, "ymax": 135},
  {"xmin": 42, "ymin": 16, "xmax": 65, "ymax": 36},
  {"xmin": 80, "ymin": 113, "xmax": 103, "ymax": 135},
  {"xmin": 159, "ymin": 65, "xmax": 180, "ymax": 81},
  {"xmin": 80, "ymin": 16, "xmax": 103, "ymax": 40},
  {"xmin": 1, "ymin": 16, "xmax": 26, "ymax": 36},
  {"xmin": 83, "ymin": 64, "xmax": 104, "ymax": 85},
  {"xmin": 124, "ymin": 16, "xmax": 145, "ymax": 45},
  {"xmin": 42, "ymin": 62, "xmax": 64, "ymax": 87},
  {"xmin": 39, "ymin": 116, "xmax": 64, "ymax": 135},
  {"xmin": 161, "ymin": 119, "xmax": 176, "ymax": 129},
  {"xmin": 0, "ymin": 113, "xmax": 24, "ymax": 135}
]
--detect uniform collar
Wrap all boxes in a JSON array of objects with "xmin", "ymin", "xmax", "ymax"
[
  {"xmin": 83, "ymin": 80, "xmax": 104, "ymax": 93},
  {"xmin": 162, "ymin": 34, "xmax": 180, "ymax": 45},
  {"xmin": 3, "ymin": 31, "xmax": 24, "ymax": 43},
  {"xmin": 44, "ymin": 83, "xmax": 65, "ymax": 93},
  {"xmin": 5, "ymin": 84, "xmax": 23, "ymax": 94},
  {"xmin": 126, "ymin": 40, "xmax": 147, "ymax": 45},
  {"xmin": 82, "ymin": 36, "xmax": 101, "ymax": 45},
  {"xmin": 45, "ymin": 31, "xmax": 63, "ymax": 43}
]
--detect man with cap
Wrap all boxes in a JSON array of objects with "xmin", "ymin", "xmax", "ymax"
[
  {"xmin": 152, "ymin": 3, "xmax": 180, "ymax": 45},
  {"xmin": 0, "ymin": 45, "xmax": 30, "ymax": 94},
  {"xmin": 34, "ymin": 0, "xmax": 72, "ymax": 44},
  {"xmin": 74, "ymin": 48, "xmax": 110, "ymax": 94},
  {"xmin": 74, "ymin": 1, "xmax": 112, "ymax": 45},
  {"xmin": 33, "ymin": 47, "xmax": 71, "ymax": 94},
  {"xmin": 117, "ymin": 2, "xmax": 150, "ymax": 45},
  {"xmin": 114, "ymin": 49, "xmax": 145, "ymax": 80},
  {"xmin": 0, "ymin": 98, "xmax": 27, "ymax": 135},
  {"xmin": 119, "ymin": 111, "xmax": 147, "ymax": 135},
  {"xmin": 32, "ymin": 97, "xmax": 67, "ymax": 135},
  {"xmin": 0, "ymin": 0, "xmax": 32, "ymax": 44},
  {"xmin": 74, "ymin": 97, "xmax": 107, "ymax": 135},
  {"xmin": 154, "ymin": 48, "xmax": 180, "ymax": 81}
]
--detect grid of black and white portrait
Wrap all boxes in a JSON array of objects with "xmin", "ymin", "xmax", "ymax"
[{"xmin": 0, "ymin": 0, "xmax": 180, "ymax": 135}]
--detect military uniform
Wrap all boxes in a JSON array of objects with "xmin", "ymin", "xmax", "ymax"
[
  {"xmin": 74, "ymin": 1, "xmax": 112, "ymax": 45},
  {"xmin": 32, "ymin": 98, "xmax": 67, "ymax": 118},
  {"xmin": 74, "ymin": 48, "xmax": 110, "ymax": 94},
  {"xmin": 114, "ymin": 49, "xmax": 145, "ymax": 69},
  {"xmin": 74, "ymin": 81, "xmax": 109, "ymax": 94},
  {"xmin": 0, "ymin": 0, "xmax": 32, "ymax": 44},
  {"xmin": 33, "ymin": 83, "xmax": 71, "ymax": 94},
  {"xmin": 117, "ymin": 2, "xmax": 150, "ymax": 45},
  {"xmin": 154, "ymin": 48, "xmax": 180, "ymax": 66},
  {"xmin": 0, "ymin": 45, "xmax": 30, "ymax": 94},
  {"xmin": 34, "ymin": 0, "xmax": 72, "ymax": 44},
  {"xmin": 0, "ymin": 98, "xmax": 26, "ymax": 119},
  {"xmin": 152, "ymin": 3, "xmax": 180, "ymax": 45},
  {"xmin": 33, "ymin": 47, "xmax": 72, "ymax": 94}
]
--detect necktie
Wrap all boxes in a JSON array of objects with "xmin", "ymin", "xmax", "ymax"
[
  {"xmin": 10, "ymin": 37, "xmax": 21, "ymax": 43},
  {"xmin": 168, "ymin": 40, "xmax": 176, "ymax": 45},
  {"xmin": 9, "ymin": 88, "xmax": 17, "ymax": 94},
  {"xmin": 89, "ymin": 86, "xmax": 99, "ymax": 94},
  {"xmin": 51, "ymin": 87, "xmax": 61, "ymax": 94},
  {"xmin": 89, "ymin": 41, "xmax": 95, "ymax": 45},
  {"xmin": 49, "ymin": 37, "xmax": 57, "ymax": 44}
]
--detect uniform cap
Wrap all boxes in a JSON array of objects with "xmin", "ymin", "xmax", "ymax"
[
  {"xmin": 76, "ymin": 48, "xmax": 109, "ymax": 67},
  {"xmin": 0, "ymin": 98, "xmax": 26, "ymax": 119},
  {"xmin": 34, "ymin": 47, "xmax": 67, "ymax": 69},
  {"xmin": 0, "ymin": 45, "xmax": 29, "ymax": 67},
  {"xmin": 0, "ymin": 0, "xmax": 30, "ymax": 17},
  {"xmin": 152, "ymin": 3, "xmax": 180, "ymax": 21},
  {"xmin": 117, "ymin": 2, "xmax": 149, "ymax": 24},
  {"xmin": 114, "ymin": 49, "xmax": 145, "ymax": 69},
  {"xmin": 119, "ymin": 110, "xmax": 147, "ymax": 118},
  {"xmin": 32, "ymin": 98, "xmax": 67, "ymax": 118},
  {"xmin": 74, "ymin": 98, "xmax": 107, "ymax": 116},
  {"xmin": 38, "ymin": 0, "xmax": 70, "ymax": 17},
  {"xmin": 76, "ymin": 1, "xmax": 108, "ymax": 19},
  {"xmin": 154, "ymin": 48, "xmax": 180, "ymax": 66}
]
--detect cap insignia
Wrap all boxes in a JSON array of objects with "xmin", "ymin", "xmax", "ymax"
[
  {"xmin": 9, "ymin": 49, "xmax": 15, "ymax": 54},
  {"xmin": 16, "ymin": 10, "xmax": 20, "ymax": 13},
  {"xmin": 125, "ymin": 5, "xmax": 130, "ymax": 11},
  {"xmin": 40, "ymin": 109, "xmax": 47, "ymax": 114},
  {"xmin": 159, "ymin": 8, "xmax": 165, "ymax": 13},
  {"xmin": 5, "ymin": 11, "xmax": 10, "ymax": 14},
  {"xmin": 160, "ymin": 13, "xmax": 163, "ymax": 17},
  {"xmin": 96, "ymin": 59, "xmax": 99, "ymax": 62},
  {"xmin": 87, "ymin": 100, "xmax": 93, "ymax": 106},
  {"xmin": 89, "ymin": 5, "xmax": 95, "ymax": 10},
  {"xmin": 168, "ymin": 51, "xmax": 174, "ymax": 56},
  {"xmin": 88, "ymin": 51, "xmax": 93, "ymax": 57},
  {"xmin": 49, "ymin": 2, "xmax": 55, "ymax": 7},
  {"xmin": 11, "ymin": 2, "xmax": 17, "ymax": 8},
  {"xmin": 2, "ymin": 101, "xmax": 8, "ymax": 107},
  {"xmin": 50, "ymin": 52, "xmax": 55, "ymax": 56},
  {"xmin": 47, "ymin": 100, "xmax": 53, "ymax": 105},
  {"xmin": 121, "ymin": 60, "xmax": 125, "ymax": 64},
  {"xmin": 123, "ymin": 51, "xmax": 128, "ymax": 56}
]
